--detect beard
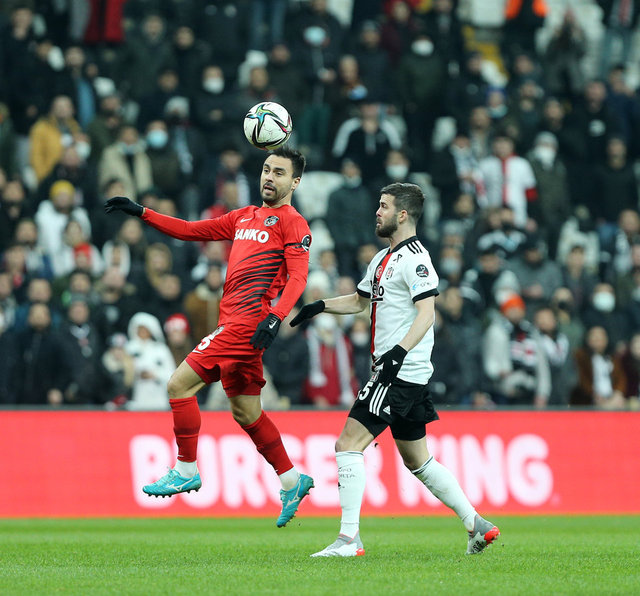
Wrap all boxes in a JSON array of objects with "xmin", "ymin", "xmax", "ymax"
[{"xmin": 376, "ymin": 218, "xmax": 398, "ymax": 238}]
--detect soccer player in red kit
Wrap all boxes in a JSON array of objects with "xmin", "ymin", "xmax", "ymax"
[{"xmin": 104, "ymin": 146, "xmax": 314, "ymax": 527}]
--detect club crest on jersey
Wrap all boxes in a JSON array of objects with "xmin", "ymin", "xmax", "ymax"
[
  {"xmin": 416, "ymin": 264, "xmax": 429, "ymax": 277},
  {"xmin": 234, "ymin": 228, "xmax": 270, "ymax": 243},
  {"xmin": 385, "ymin": 267, "xmax": 394, "ymax": 279},
  {"xmin": 264, "ymin": 215, "xmax": 279, "ymax": 227}
]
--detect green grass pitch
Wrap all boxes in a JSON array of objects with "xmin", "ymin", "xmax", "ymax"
[{"xmin": 1, "ymin": 516, "xmax": 638, "ymax": 595}]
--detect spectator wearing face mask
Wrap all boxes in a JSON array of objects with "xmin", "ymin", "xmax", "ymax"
[
  {"xmin": 430, "ymin": 131, "xmax": 485, "ymax": 218},
  {"xmin": 145, "ymin": 120, "xmax": 181, "ymax": 198},
  {"xmin": 98, "ymin": 125, "xmax": 153, "ymax": 201},
  {"xmin": 368, "ymin": 149, "xmax": 414, "ymax": 203},
  {"xmin": 193, "ymin": 65, "xmax": 244, "ymax": 158},
  {"xmin": 478, "ymin": 133, "xmax": 537, "ymax": 229},
  {"xmin": 325, "ymin": 159, "xmax": 376, "ymax": 278},
  {"xmin": 304, "ymin": 312, "xmax": 359, "ymax": 408},
  {"xmin": 582, "ymin": 283, "xmax": 630, "ymax": 351},
  {"xmin": 526, "ymin": 132, "xmax": 571, "ymax": 259},
  {"xmin": 437, "ymin": 243, "xmax": 465, "ymax": 291},
  {"xmin": 397, "ymin": 32, "xmax": 447, "ymax": 168}
]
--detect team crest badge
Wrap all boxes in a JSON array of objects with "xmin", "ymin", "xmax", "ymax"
[
  {"xmin": 264, "ymin": 216, "xmax": 279, "ymax": 226},
  {"xmin": 416, "ymin": 264, "xmax": 429, "ymax": 277},
  {"xmin": 385, "ymin": 267, "xmax": 394, "ymax": 279}
]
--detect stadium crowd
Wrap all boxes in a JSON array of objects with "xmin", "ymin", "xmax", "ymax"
[{"xmin": 2, "ymin": 0, "xmax": 640, "ymax": 411}]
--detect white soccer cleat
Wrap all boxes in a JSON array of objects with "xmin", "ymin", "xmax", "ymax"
[
  {"xmin": 466, "ymin": 514, "xmax": 500, "ymax": 555},
  {"xmin": 311, "ymin": 533, "xmax": 365, "ymax": 558}
]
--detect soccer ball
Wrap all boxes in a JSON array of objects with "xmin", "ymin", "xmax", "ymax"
[{"xmin": 243, "ymin": 102, "xmax": 292, "ymax": 150}]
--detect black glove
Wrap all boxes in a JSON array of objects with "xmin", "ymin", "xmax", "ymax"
[
  {"xmin": 104, "ymin": 196, "xmax": 144, "ymax": 216},
  {"xmin": 250, "ymin": 313, "xmax": 281, "ymax": 350},
  {"xmin": 289, "ymin": 300, "xmax": 325, "ymax": 327},
  {"xmin": 374, "ymin": 344, "xmax": 407, "ymax": 385}
]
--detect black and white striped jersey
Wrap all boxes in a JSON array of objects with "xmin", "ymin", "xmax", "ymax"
[{"xmin": 357, "ymin": 236, "xmax": 439, "ymax": 385}]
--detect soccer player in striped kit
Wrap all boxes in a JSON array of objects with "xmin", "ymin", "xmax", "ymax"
[
  {"xmin": 291, "ymin": 182, "xmax": 500, "ymax": 555},
  {"xmin": 105, "ymin": 146, "xmax": 314, "ymax": 527}
]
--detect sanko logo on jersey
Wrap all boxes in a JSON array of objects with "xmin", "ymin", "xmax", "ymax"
[{"xmin": 234, "ymin": 229, "xmax": 270, "ymax": 243}]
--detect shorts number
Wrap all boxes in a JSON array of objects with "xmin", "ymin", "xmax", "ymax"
[
  {"xmin": 357, "ymin": 372, "xmax": 379, "ymax": 400},
  {"xmin": 195, "ymin": 325, "xmax": 224, "ymax": 351}
]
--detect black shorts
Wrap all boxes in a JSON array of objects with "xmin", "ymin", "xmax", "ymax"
[{"xmin": 348, "ymin": 373, "xmax": 439, "ymax": 441}]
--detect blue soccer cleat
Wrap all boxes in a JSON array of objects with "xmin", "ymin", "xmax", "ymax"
[
  {"xmin": 142, "ymin": 469, "xmax": 202, "ymax": 498},
  {"xmin": 276, "ymin": 473, "xmax": 314, "ymax": 527}
]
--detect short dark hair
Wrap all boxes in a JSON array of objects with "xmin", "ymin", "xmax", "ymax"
[
  {"xmin": 380, "ymin": 182, "xmax": 424, "ymax": 223},
  {"xmin": 269, "ymin": 145, "xmax": 306, "ymax": 179}
]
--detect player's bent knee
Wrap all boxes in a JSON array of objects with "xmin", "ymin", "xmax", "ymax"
[
  {"xmin": 335, "ymin": 435, "xmax": 358, "ymax": 453},
  {"xmin": 167, "ymin": 372, "xmax": 187, "ymax": 400}
]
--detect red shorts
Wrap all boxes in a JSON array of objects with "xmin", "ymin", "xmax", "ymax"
[{"xmin": 185, "ymin": 324, "xmax": 266, "ymax": 398}]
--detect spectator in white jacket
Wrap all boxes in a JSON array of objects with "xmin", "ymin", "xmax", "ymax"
[
  {"xmin": 34, "ymin": 180, "xmax": 91, "ymax": 263},
  {"xmin": 125, "ymin": 312, "xmax": 175, "ymax": 410},
  {"xmin": 479, "ymin": 134, "xmax": 537, "ymax": 228}
]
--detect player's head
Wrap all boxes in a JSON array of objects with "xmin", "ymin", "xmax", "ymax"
[
  {"xmin": 269, "ymin": 146, "xmax": 306, "ymax": 178},
  {"xmin": 261, "ymin": 146, "xmax": 306, "ymax": 206},
  {"xmin": 376, "ymin": 182, "xmax": 424, "ymax": 238}
]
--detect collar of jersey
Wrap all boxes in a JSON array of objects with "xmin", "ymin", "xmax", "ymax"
[{"xmin": 389, "ymin": 235, "xmax": 419, "ymax": 253}]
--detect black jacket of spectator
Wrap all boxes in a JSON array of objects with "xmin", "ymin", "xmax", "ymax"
[
  {"xmin": 262, "ymin": 330, "xmax": 310, "ymax": 405},
  {"xmin": 13, "ymin": 325, "xmax": 71, "ymax": 404}
]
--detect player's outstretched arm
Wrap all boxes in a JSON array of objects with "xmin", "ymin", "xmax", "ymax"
[
  {"xmin": 289, "ymin": 300, "xmax": 325, "ymax": 327},
  {"xmin": 105, "ymin": 196, "xmax": 229, "ymax": 242},
  {"xmin": 290, "ymin": 292, "xmax": 369, "ymax": 327},
  {"xmin": 104, "ymin": 196, "xmax": 144, "ymax": 216}
]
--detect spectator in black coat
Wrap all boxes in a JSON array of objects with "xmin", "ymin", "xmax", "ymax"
[
  {"xmin": 193, "ymin": 65, "xmax": 244, "ymax": 158},
  {"xmin": 591, "ymin": 136, "xmax": 638, "ymax": 239},
  {"xmin": 13, "ymin": 302, "xmax": 71, "ymax": 405},
  {"xmin": 171, "ymin": 26, "xmax": 211, "ymax": 100},
  {"xmin": 0, "ymin": 306, "xmax": 16, "ymax": 403},
  {"xmin": 324, "ymin": 159, "xmax": 376, "ymax": 279},
  {"xmin": 422, "ymin": 0, "xmax": 465, "ymax": 70},
  {"xmin": 350, "ymin": 20, "xmax": 393, "ymax": 104},
  {"xmin": 262, "ymin": 309, "xmax": 310, "ymax": 406},
  {"xmin": 59, "ymin": 298, "xmax": 103, "ymax": 404},
  {"xmin": 0, "ymin": 179, "xmax": 30, "ymax": 253}
]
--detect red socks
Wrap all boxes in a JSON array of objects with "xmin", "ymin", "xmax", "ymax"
[
  {"xmin": 241, "ymin": 411, "xmax": 293, "ymax": 475},
  {"xmin": 169, "ymin": 400, "xmax": 291, "ymax": 474},
  {"xmin": 169, "ymin": 396, "xmax": 201, "ymax": 462}
]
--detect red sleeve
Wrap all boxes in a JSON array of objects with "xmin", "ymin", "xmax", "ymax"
[
  {"xmin": 525, "ymin": 187, "xmax": 538, "ymax": 202},
  {"xmin": 269, "ymin": 215, "xmax": 312, "ymax": 320},
  {"xmin": 141, "ymin": 208, "xmax": 237, "ymax": 241}
]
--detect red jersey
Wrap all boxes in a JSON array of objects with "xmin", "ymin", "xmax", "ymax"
[{"xmin": 142, "ymin": 204, "xmax": 311, "ymax": 332}]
